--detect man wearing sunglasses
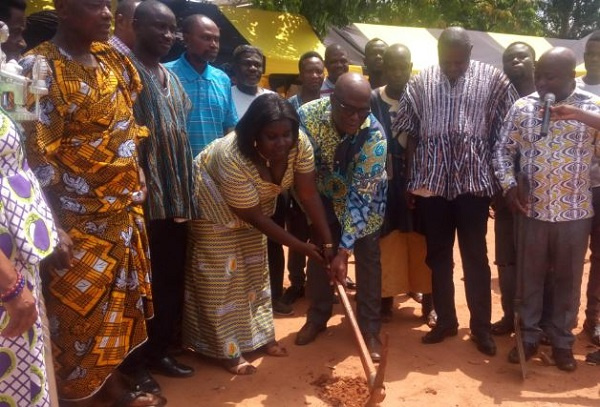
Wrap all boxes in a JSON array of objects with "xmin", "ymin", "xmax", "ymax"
[{"xmin": 295, "ymin": 73, "xmax": 387, "ymax": 362}]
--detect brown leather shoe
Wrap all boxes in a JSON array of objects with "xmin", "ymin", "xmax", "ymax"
[{"xmin": 295, "ymin": 322, "xmax": 326, "ymax": 345}]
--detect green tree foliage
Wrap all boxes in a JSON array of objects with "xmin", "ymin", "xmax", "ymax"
[
  {"xmin": 251, "ymin": 0, "xmax": 552, "ymax": 37},
  {"xmin": 251, "ymin": 0, "xmax": 372, "ymax": 37},
  {"xmin": 539, "ymin": 0, "xmax": 600, "ymax": 38}
]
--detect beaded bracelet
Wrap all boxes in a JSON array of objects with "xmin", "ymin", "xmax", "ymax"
[{"xmin": 0, "ymin": 272, "xmax": 26, "ymax": 303}]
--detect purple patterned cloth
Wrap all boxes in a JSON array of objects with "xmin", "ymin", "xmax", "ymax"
[{"xmin": 0, "ymin": 111, "xmax": 58, "ymax": 407}]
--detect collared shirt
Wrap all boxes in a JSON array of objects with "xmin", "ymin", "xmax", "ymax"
[
  {"xmin": 493, "ymin": 89, "xmax": 600, "ymax": 222},
  {"xmin": 298, "ymin": 98, "xmax": 387, "ymax": 250},
  {"xmin": 393, "ymin": 60, "xmax": 517, "ymax": 200},
  {"xmin": 575, "ymin": 77, "xmax": 600, "ymax": 187},
  {"xmin": 165, "ymin": 54, "xmax": 238, "ymax": 157},
  {"xmin": 320, "ymin": 77, "xmax": 335, "ymax": 98},
  {"xmin": 108, "ymin": 35, "xmax": 131, "ymax": 57}
]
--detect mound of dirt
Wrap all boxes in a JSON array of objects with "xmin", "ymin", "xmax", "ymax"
[{"xmin": 311, "ymin": 374, "xmax": 370, "ymax": 407}]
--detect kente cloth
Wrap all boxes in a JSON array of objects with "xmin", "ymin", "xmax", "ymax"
[
  {"xmin": 184, "ymin": 132, "xmax": 313, "ymax": 359},
  {"xmin": 394, "ymin": 60, "xmax": 517, "ymax": 200},
  {"xmin": 20, "ymin": 41, "xmax": 153, "ymax": 401},
  {"xmin": 131, "ymin": 59, "xmax": 195, "ymax": 221},
  {"xmin": 0, "ymin": 110, "xmax": 58, "ymax": 407}
]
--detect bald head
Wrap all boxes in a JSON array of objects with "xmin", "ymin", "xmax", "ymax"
[
  {"xmin": 133, "ymin": 0, "xmax": 174, "ymax": 24},
  {"xmin": 133, "ymin": 0, "xmax": 176, "ymax": 59},
  {"xmin": 335, "ymin": 73, "xmax": 371, "ymax": 100},
  {"xmin": 324, "ymin": 44, "xmax": 349, "ymax": 83},
  {"xmin": 181, "ymin": 14, "xmax": 220, "ymax": 63},
  {"xmin": 331, "ymin": 73, "xmax": 372, "ymax": 134},
  {"xmin": 384, "ymin": 44, "xmax": 412, "ymax": 92},
  {"xmin": 114, "ymin": 0, "xmax": 140, "ymax": 49},
  {"xmin": 535, "ymin": 47, "xmax": 576, "ymax": 101},
  {"xmin": 54, "ymin": 0, "xmax": 113, "ymax": 44}
]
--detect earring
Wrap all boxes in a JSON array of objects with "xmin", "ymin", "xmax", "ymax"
[{"xmin": 254, "ymin": 140, "xmax": 257, "ymax": 148}]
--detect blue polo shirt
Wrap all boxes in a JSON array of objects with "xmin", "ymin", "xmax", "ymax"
[{"xmin": 165, "ymin": 54, "xmax": 238, "ymax": 157}]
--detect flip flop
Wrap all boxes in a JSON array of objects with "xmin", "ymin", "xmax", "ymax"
[
  {"xmin": 265, "ymin": 341, "xmax": 288, "ymax": 357},
  {"xmin": 113, "ymin": 391, "xmax": 167, "ymax": 407},
  {"xmin": 223, "ymin": 358, "xmax": 257, "ymax": 375}
]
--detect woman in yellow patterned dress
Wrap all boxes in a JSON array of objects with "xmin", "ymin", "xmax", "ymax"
[{"xmin": 185, "ymin": 93, "xmax": 333, "ymax": 374}]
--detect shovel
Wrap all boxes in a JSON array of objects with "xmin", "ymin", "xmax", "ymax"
[{"xmin": 335, "ymin": 282, "xmax": 388, "ymax": 406}]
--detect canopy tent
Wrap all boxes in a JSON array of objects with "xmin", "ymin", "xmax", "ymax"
[
  {"xmin": 24, "ymin": 1, "xmax": 325, "ymax": 76},
  {"xmin": 220, "ymin": 6, "xmax": 325, "ymax": 75},
  {"xmin": 327, "ymin": 23, "xmax": 588, "ymax": 75}
]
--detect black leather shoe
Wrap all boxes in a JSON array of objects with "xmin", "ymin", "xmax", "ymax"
[
  {"xmin": 583, "ymin": 319, "xmax": 600, "ymax": 346},
  {"xmin": 553, "ymin": 347, "xmax": 577, "ymax": 372},
  {"xmin": 345, "ymin": 276, "xmax": 356, "ymax": 290},
  {"xmin": 127, "ymin": 368, "xmax": 162, "ymax": 395},
  {"xmin": 421, "ymin": 325, "xmax": 458, "ymax": 344},
  {"xmin": 281, "ymin": 285, "xmax": 305, "ymax": 305},
  {"xmin": 272, "ymin": 299, "xmax": 294, "ymax": 316},
  {"xmin": 149, "ymin": 356, "xmax": 194, "ymax": 378},
  {"xmin": 508, "ymin": 342, "xmax": 538, "ymax": 364},
  {"xmin": 491, "ymin": 317, "xmax": 514, "ymax": 336},
  {"xmin": 470, "ymin": 333, "xmax": 497, "ymax": 356},
  {"xmin": 364, "ymin": 334, "xmax": 382, "ymax": 362},
  {"xmin": 295, "ymin": 322, "xmax": 326, "ymax": 345},
  {"xmin": 585, "ymin": 349, "xmax": 600, "ymax": 365}
]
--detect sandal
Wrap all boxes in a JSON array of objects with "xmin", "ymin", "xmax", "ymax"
[
  {"xmin": 223, "ymin": 358, "xmax": 257, "ymax": 375},
  {"xmin": 265, "ymin": 341, "xmax": 288, "ymax": 357},
  {"xmin": 113, "ymin": 390, "xmax": 167, "ymax": 407}
]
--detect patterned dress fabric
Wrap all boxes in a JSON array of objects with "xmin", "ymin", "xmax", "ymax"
[
  {"xmin": 297, "ymin": 98, "xmax": 387, "ymax": 251},
  {"xmin": 20, "ymin": 42, "xmax": 153, "ymax": 401},
  {"xmin": 393, "ymin": 60, "xmax": 517, "ymax": 200},
  {"xmin": 0, "ymin": 111, "xmax": 58, "ymax": 407},
  {"xmin": 184, "ymin": 132, "xmax": 314, "ymax": 359},
  {"xmin": 370, "ymin": 87, "xmax": 431, "ymax": 296},
  {"xmin": 493, "ymin": 89, "xmax": 600, "ymax": 222},
  {"xmin": 130, "ymin": 60, "xmax": 195, "ymax": 221}
]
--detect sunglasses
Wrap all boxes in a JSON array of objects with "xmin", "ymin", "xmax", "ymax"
[{"xmin": 332, "ymin": 94, "xmax": 371, "ymax": 117}]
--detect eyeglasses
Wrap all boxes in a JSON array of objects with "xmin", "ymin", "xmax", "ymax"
[{"xmin": 333, "ymin": 95, "xmax": 371, "ymax": 117}]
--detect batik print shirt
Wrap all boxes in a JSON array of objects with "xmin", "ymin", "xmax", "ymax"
[
  {"xmin": 298, "ymin": 98, "xmax": 387, "ymax": 251},
  {"xmin": 493, "ymin": 89, "xmax": 600, "ymax": 222},
  {"xmin": 394, "ymin": 60, "xmax": 517, "ymax": 200}
]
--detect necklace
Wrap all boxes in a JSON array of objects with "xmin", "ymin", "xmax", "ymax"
[{"xmin": 256, "ymin": 149, "xmax": 270, "ymax": 167}]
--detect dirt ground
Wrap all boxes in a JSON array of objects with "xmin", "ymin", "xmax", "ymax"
[{"xmin": 158, "ymin": 220, "xmax": 600, "ymax": 406}]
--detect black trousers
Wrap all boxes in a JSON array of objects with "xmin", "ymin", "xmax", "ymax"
[
  {"xmin": 268, "ymin": 194, "xmax": 286, "ymax": 300},
  {"xmin": 416, "ymin": 194, "xmax": 492, "ymax": 335},
  {"xmin": 286, "ymin": 196, "xmax": 310, "ymax": 288},
  {"xmin": 146, "ymin": 218, "xmax": 188, "ymax": 358}
]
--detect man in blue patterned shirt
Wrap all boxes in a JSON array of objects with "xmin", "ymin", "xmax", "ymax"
[
  {"xmin": 165, "ymin": 14, "xmax": 237, "ymax": 157},
  {"xmin": 294, "ymin": 73, "xmax": 387, "ymax": 362}
]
